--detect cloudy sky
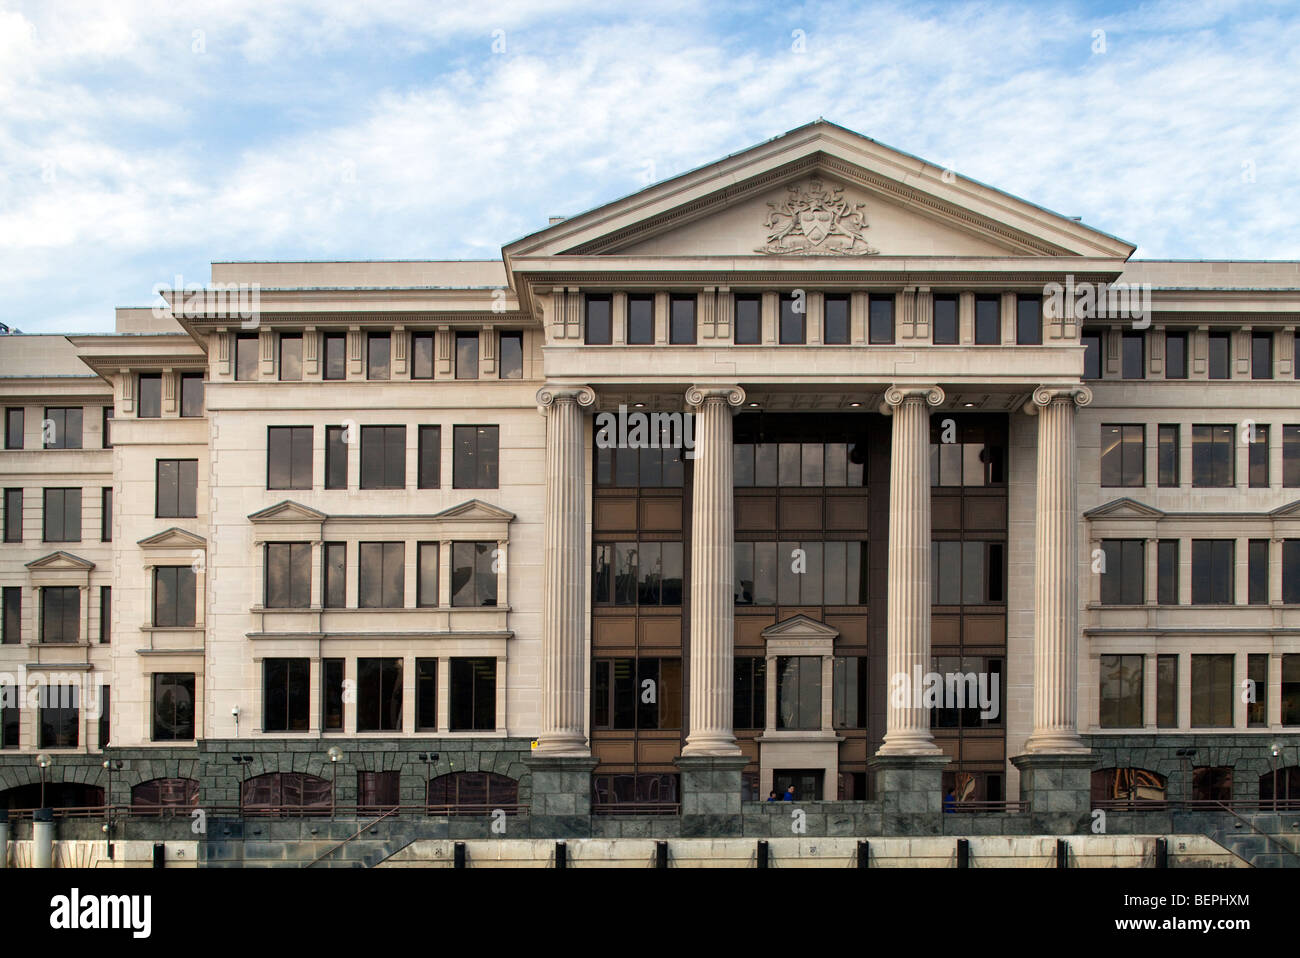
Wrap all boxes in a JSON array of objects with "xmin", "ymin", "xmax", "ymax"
[{"xmin": 2, "ymin": 0, "xmax": 1298, "ymax": 333}]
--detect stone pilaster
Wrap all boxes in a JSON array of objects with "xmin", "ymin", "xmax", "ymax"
[
  {"xmin": 681, "ymin": 384, "xmax": 746, "ymax": 756},
  {"xmin": 535, "ymin": 384, "xmax": 595, "ymax": 756},
  {"xmin": 1023, "ymin": 385, "xmax": 1093, "ymax": 754},
  {"xmin": 877, "ymin": 384, "xmax": 945, "ymax": 757}
]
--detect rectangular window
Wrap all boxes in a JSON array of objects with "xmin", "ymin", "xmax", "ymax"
[
  {"xmin": 932, "ymin": 294, "xmax": 958, "ymax": 345},
  {"xmin": 1286, "ymin": 426, "xmax": 1300, "ymax": 487},
  {"xmin": 99, "ymin": 586, "xmax": 110, "ymax": 644},
  {"xmin": 1248, "ymin": 539, "xmax": 1269, "ymax": 605},
  {"xmin": 153, "ymin": 566, "xmax": 196, "ymax": 627},
  {"xmin": 138, "ymin": 375, "xmax": 162, "ymax": 418},
  {"xmin": 279, "ymin": 334, "xmax": 303, "ymax": 381},
  {"xmin": 452, "ymin": 425, "xmax": 498, "ymax": 489},
  {"xmin": 821, "ymin": 298, "xmax": 852, "ymax": 348},
  {"xmin": 779, "ymin": 293, "xmax": 805, "ymax": 344},
  {"xmin": 733, "ymin": 657, "xmax": 766, "ymax": 730},
  {"xmin": 1191, "ymin": 539, "xmax": 1235, "ymax": 605},
  {"xmin": 1284, "ymin": 655, "xmax": 1300, "ymax": 725},
  {"xmin": 416, "ymin": 659, "xmax": 438, "ymax": 731},
  {"xmin": 411, "ymin": 332, "xmax": 434, "ymax": 379},
  {"xmin": 358, "ymin": 542, "xmax": 404, "ymax": 609},
  {"xmin": 265, "ymin": 542, "xmax": 311, "ymax": 608},
  {"xmin": 1252, "ymin": 331, "xmax": 1273, "ymax": 379},
  {"xmin": 418, "ymin": 425, "xmax": 441, "ymax": 488},
  {"xmin": 2, "ymin": 588, "xmax": 20, "ymax": 644},
  {"xmin": 1016, "ymin": 295, "xmax": 1042, "ymax": 344},
  {"xmin": 1165, "ymin": 331, "xmax": 1188, "ymax": 379},
  {"xmin": 1100, "ymin": 424, "xmax": 1145, "ymax": 487},
  {"xmin": 323, "ymin": 542, "xmax": 346, "ymax": 609},
  {"xmin": 1100, "ymin": 539, "xmax": 1145, "ymax": 605},
  {"xmin": 584, "ymin": 295, "xmax": 612, "ymax": 345},
  {"xmin": 590, "ymin": 658, "xmax": 685, "ymax": 731},
  {"xmin": 450, "ymin": 657, "xmax": 496, "ymax": 731},
  {"xmin": 455, "ymin": 331, "xmax": 479, "ymax": 379},
  {"xmin": 322, "ymin": 659, "xmax": 344, "ymax": 731},
  {"xmin": 1157, "ymin": 540, "xmax": 1179, "ymax": 605},
  {"xmin": 323, "ymin": 333, "xmax": 346, "ymax": 380},
  {"xmin": 627, "ymin": 294, "xmax": 654, "ymax": 345},
  {"xmin": 1082, "ymin": 329, "xmax": 1102, "ymax": 379},
  {"xmin": 1157, "ymin": 654, "xmax": 1178, "ymax": 728},
  {"xmin": 868, "ymin": 294, "xmax": 894, "ymax": 344},
  {"xmin": 1208, "ymin": 331, "xmax": 1230, "ymax": 379},
  {"xmin": 1190, "ymin": 654, "xmax": 1234, "ymax": 727},
  {"xmin": 669, "ymin": 294, "xmax": 696, "ymax": 344},
  {"xmin": 4, "ymin": 407, "xmax": 22, "ymax": 449},
  {"xmin": 367, "ymin": 333, "xmax": 391, "ymax": 380},
  {"xmin": 1283, "ymin": 539, "xmax": 1300, "ymax": 604},
  {"xmin": 43, "ymin": 487, "xmax": 81, "ymax": 542},
  {"xmin": 4, "ymin": 488, "xmax": 21, "ymax": 542},
  {"xmin": 1157, "ymin": 425, "xmax": 1179, "ymax": 487},
  {"xmin": 148, "ymin": 673, "xmax": 195, "ymax": 742},
  {"xmin": 263, "ymin": 658, "xmax": 310, "ymax": 732},
  {"xmin": 734, "ymin": 294, "xmax": 761, "ymax": 344},
  {"xmin": 360, "ymin": 425, "xmax": 406, "ymax": 489},
  {"xmin": 156, "ymin": 460, "xmax": 197, "ymax": 518},
  {"xmin": 1, "ymin": 685, "xmax": 17, "ymax": 748},
  {"xmin": 44, "ymin": 406, "xmax": 83, "ymax": 447},
  {"xmin": 451, "ymin": 541, "xmax": 497, "ymax": 607},
  {"xmin": 1248, "ymin": 653, "xmax": 1268, "ymax": 727},
  {"xmin": 39, "ymin": 685, "xmax": 78, "ymax": 749},
  {"xmin": 832, "ymin": 656, "xmax": 868, "ymax": 729},
  {"xmin": 98, "ymin": 685, "xmax": 110, "ymax": 748},
  {"xmin": 267, "ymin": 426, "xmax": 313, "ymax": 489},
  {"xmin": 1099, "ymin": 654, "xmax": 1144, "ymax": 728},
  {"xmin": 1249, "ymin": 426, "xmax": 1269, "ymax": 487},
  {"xmin": 974, "ymin": 295, "xmax": 1000, "ymax": 344},
  {"xmin": 101, "ymin": 405, "xmax": 113, "ymax": 447},
  {"xmin": 417, "ymin": 542, "xmax": 439, "ymax": 608},
  {"xmin": 357, "ymin": 658, "xmax": 403, "ymax": 732},
  {"xmin": 1191, "ymin": 425, "xmax": 1235, "ymax": 487},
  {"xmin": 931, "ymin": 541, "xmax": 1005, "ymax": 605},
  {"xmin": 180, "ymin": 374, "xmax": 204, "ymax": 417},
  {"xmin": 235, "ymin": 334, "xmax": 259, "ymax": 381},
  {"xmin": 499, "ymin": 331, "xmax": 523, "ymax": 379},
  {"xmin": 325, "ymin": 425, "xmax": 348, "ymax": 489},
  {"xmin": 1121, "ymin": 332, "xmax": 1145, "ymax": 379},
  {"xmin": 776, "ymin": 656, "xmax": 821, "ymax": 730},
  {"xmin": 593, "ymin": 541, "xmax": 686, "ymax": 606}
]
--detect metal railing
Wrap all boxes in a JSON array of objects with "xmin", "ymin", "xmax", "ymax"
[
  {"xmin": 944, "ymin": 800, "xmax": 1027, "ymax": 813},
  {"xmin": 592, "ymin": 802, "xmax": 681, "ymax": 816},
  {"xmin": 0, "ymin": 802, "xmax": 525, "ymax": 822},
  {"xmin": 1093, "ymin": 798, "xmax": 1300, "ymax": 812}
]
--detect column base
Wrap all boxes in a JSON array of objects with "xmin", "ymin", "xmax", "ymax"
[
  {"xmin": 1011, "ymin": 752, "xmax": 1094, "ymax": 834},
  {"xmin": 525, "ymin": 755, "xmax": 598, "ymax": 838},
  {"xmin": 675, "ymin": 755, "xmax": 750, "ymax": 838},
  {"xmin": 869, "ymin": 754, "xmax": 950, "ymax": 834}
]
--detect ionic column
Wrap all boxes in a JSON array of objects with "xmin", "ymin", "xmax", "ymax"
[
  {"xmin": 1024, "ymin": 385, "xmax": 1092, "ymax": 753},
  {"xmin": 682, "ymin": 384, "xmax": 746, "ymax": 756},
  {"xmin": 535, "ymin": 384, "xmax": 595, "ymax": 756},
  {"xmin": 877, "ymin": 385, "xmax": 945, "ymax": 756}
]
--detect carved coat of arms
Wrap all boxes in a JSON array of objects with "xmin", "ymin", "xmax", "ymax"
[{"xmin": 757, "ymin": 178, "xmax": 879, "ymax": 255}]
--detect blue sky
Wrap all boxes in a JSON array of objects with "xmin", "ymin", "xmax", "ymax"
[{"xmin": 2, "ymin": 0, "xmax": 1298, "ymax": 333}]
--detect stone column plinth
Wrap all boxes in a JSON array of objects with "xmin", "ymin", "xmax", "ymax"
[
  {"xmin": 526, "ymin": 755, "xmax": 598, "ymax": 838},
  {"xmin": 676, "ymin": 754, "xmax": 750, "ymax": 837},
  {"xmin": 535, "ymin": 384, "xmax": 595, "ymax": 757},
  {"xmin": 869, "ymin": 754, "xmax": 950, "ymax": 834},
  {"xmin": 877, "ymin": 385, "xmax": 945, "ymax": 757},
  {"xmin": 1022, "ymin": 385, "xmax": 1092, "ymax": 755},
  {"xmin": 1011, "ymin": 753, "xmax": 1093, "ymax": 834},
  {"xmin": 682, "ymin": 384, "xmax": 746, "ymax": 757}
]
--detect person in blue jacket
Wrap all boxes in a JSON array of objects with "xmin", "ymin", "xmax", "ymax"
[{"xmin": 782, "ymin": 785, "xmax": 796, "ymax": 801}]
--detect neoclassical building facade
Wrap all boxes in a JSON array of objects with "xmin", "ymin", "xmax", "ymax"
[{"xmin": 1, "ymin": 121, "xmax": 1298, "ymax": 837}]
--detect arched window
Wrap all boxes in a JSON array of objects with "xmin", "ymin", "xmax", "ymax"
[
  {"xmin": 0, "ymin": 782, "xmax": 105, "ymax": 811},
  {"xmin": 426, "ymin": 771, "xmax": 518, "ymax": 815},
  {"xmin": 131, "ymin": 778, "xmax": 199, "ymax": 815},
  {"xmin": 1091, "ymin": 767, "xmax": 1167, "ymax": 804},
  {"xmin": 241, "ymin": 772, "xmax": 331, "ymax": 816},
  {"xmin": 1259, "ymin": 766, "xmax": 1300, "ymax": 804}
]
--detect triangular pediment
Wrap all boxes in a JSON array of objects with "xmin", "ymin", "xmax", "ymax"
[
  {"xmin": 26, "ymin": 551, "xmax": 95, "ymax": 571},
  {"xmin": 1084, "ymin": 498, "xmax": 1166, "ymax": 520},
  {"xmin": 761, "ymin": 614, "xmax": 840, "ymax": 640},
  {"xmin": 432, "ymin": 499, "xmax": 516, "ymax": 523},
  {"xmin": 248, "ymin": 500, "xmax": 328, "ymax": 523},
  {"xmin": 137, "ymin": 527, "xmax": 207, "ymax": 548},
  {"xmin": 504, "ymin": 120, "xmax": 1134, "ymax": 263},
  {"xmin": 1270, "ymin": 500, "xmax": 1300, "ymax": 518}
]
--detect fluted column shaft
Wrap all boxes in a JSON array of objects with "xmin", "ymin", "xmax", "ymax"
[
  {"xmin": 878, "ymin": 385, "xmax": 944, "ymax": 756},
  {"xmin": 1026, "ymin": 385, "xmax": 1091, "ymax": 753},
  {"xmin": 682, "ymin": 385, "xmax": 745, "ymax": 756},
  {"xmin": 536, "ymin": 384, "xmax": 594, "ymax": 755}
]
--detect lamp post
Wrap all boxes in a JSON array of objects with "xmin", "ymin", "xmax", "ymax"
[
  {"xmin": 418, "ymin": 752, "xmax": 438, "ymax": 812},
  {"xmin": 327, "ymin": 747, "xmax": 343, "ymax": 819},
  {"xmin": 232, "ymin": 754, "xmax": 254, "ymax": 817},
  {"xmin": 1271, "ymin": 744, "xmax": 1281, "ymax": 811},
  {"xmin": 101, "ymin": 749, "xmax": 123, "ymax": 830},
  {"xmin": 35, "ymin": 753, "xmax": 53, "ymax": 809}
]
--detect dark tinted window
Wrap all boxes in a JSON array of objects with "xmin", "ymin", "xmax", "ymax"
[
  {"xmin": 1016, "ymin": 295, "xmax": 1041, "ymax": 344},
  {"xmin": 1157, "ymin": 540, "xmax": 1179, "ymax": 605},
  {"xmin": 974, "ymin": 295, "xmax": 1000, "ymax": 344},
  {"xmin": 265, "ymin": 543, "xmax": 311, "ymax": 608},
  {"xmin": 44, "ymin": 407, "xmax": 82, "ymax": 447},
  {"xmin": 360, "ymin": 425, "xmax": 405, "ymax": 489},
  {"xmin": 38, "ymin": 685, "xmax": 78, "ymax": 748},
  {"xmin": 1121, "ymin": 332, "xmax": 1144, "ymax": 379},
  {"xmin": 322, "ymin": 659, "xmax": 344, "ymax": 730},
  {"xmin": 734, "ymin": 295, "xmax": 761, "ymax": 344},
  {"xmin": 1191, "ymin": 540, "xmax": 1234, "ymax": 604},
  {"xmin": 499, "ymin": 331, "xmax": 523, "ymax": 379},
  {"xmin": 1252, "ymin": 332, "xmax": 1273, "ymax": 379},
  {"xmin": 1082, "ymin": 330, "xmax": 1101, "ymax": 379},
  {"xmin": 263, "ymin": 658, "xmax": 310, "ymax": 732},
  {"xmin": 41, "ymin": 586, "xmax": 79, "ymax": 642},
  {"xmin": 418, "ymin": 425, "xmax": 440, "ymax": 488},
  {"xmin": 4, "ymin": 407, "xmax": 22, "ymax": 449},
  {"xmin": 323, "ymin": 333, "xmax": 346, "ymax": 380},
  {"xmin": 455, "ymin": 331, "xmax": 479, "ymax": 379},
  {"xmin": 1191, "ymin": 425, "xmax": 1234, "ymax": 487},
  {"xmin": 359, "ymin": 541, "xmax": 404, "ymax": 608},
  {"xmin": 153, "ymin": 566, "xmax": 196, "ymax": 627},
  {"xmin": 156, "ymin": 459, "xmax": 197, "ymax": 517},
  {"xmin": 411, "ymin": 333, "xmax": 434, "ymax": 379},
  {"xmin": 2, "ymin": 587, "xmax": 20, "ymax": 644},
  {"xmin": 323, "ymin": 542, "xmax": 346, "ymax": 609},
  {"xmin": 669, "ymin": 295, "xmax": 696, "ymax": 344},
  {"xmin": 4, "ymin": 488, "xmax": 21, "ymax": 542},
  {"xmin": 450, "ymin": 657, "xmax": 496, "ymax": 731},
  {"xmin": 417, "ymin": 542, "xmax": 439, "ymax": 607},
  {"xmin": 1100, "ymin": 540, "xmax": 1144, "ymax": 604},
  {"xmin": 43, "ymin": 487, "xmax": 81, "ymax": 541},
  {"xmin": 357, "ymin": 658, "xmax": 403, "ymax": 732},
  {"xmin": 279, "ymin": 334, "xmax": 303, "ymax": 381},
  {"xmin": 451, "ymin": 541, "xmax": 497, "ymax": 607},
  {"xmin": 152, "ymin": 673, "xmax": 195, "ymax": 741},
  {"xmin": 1208, "ymin": 332, "xmax": 1230, "ymax": 379},
  {"xmin": 325, "ymin": 425, "xmax": 348, "ymax": 489},
  {"xmin": 932, "ymin": 295, "xmax": 958, "ymax": 344},
  {"xmin": 1284, "ymin": 540, "xmax": 1300, "ymax": 604},
  {"xmin": 180, "ymin": 374, "xmax": 204, "ymax": 417},
  {"xmin": 824, "ymin": 294, "xmax": 850, "ymax": 344},
  {"xmin": 868, "ymin": 295, "xmax": 893, "ymax": 344},
  {"xmin": 138, "ymin": 375, "xmax": 162, "ymax": 418},
  {"xmin": 267, "ymin": 426, "xmax": 312, "ymax": 489},
  {"xmin": 779, "ymin": 293, "xmax": 805, "ymax": 344},
  {"xmin": 416, "ymin": 659, "xmax": 438, "ymax": 731},
  {"xmin": 1249, "ymin": 425, "xmax": 1269, "ymax": 487},
  {"xmin": 1157, "ymin": 425, "xmax": 1179, "ymax": 486},
  {"xmin": 1248, "ymin": 539, "xmax": 1269, "ymax": 605},
  {"xmin": 367, "ymin": 333, "xmax": 391, "ymax": 380},
  {"xmin": 235, "ymin": 335, "xmax": 259, "ymax": 380},
  {"xmin": 1100, "ymin": 424, "xmax": 1144, "ymax": 487},
  {"xmin": 453, "ymin": 425, "xmax": 498, "ymax": 489},
  {"xmin": 1165, "ymin": 331, "xmax": 1187, "ymax": 378},
  {"xmin": 627, "ymin": 295, "xmax": 654, "ymax": 344},
  {"xmin": 585, "ymin": 295, "xmax": 612, "ymax": 344}
]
